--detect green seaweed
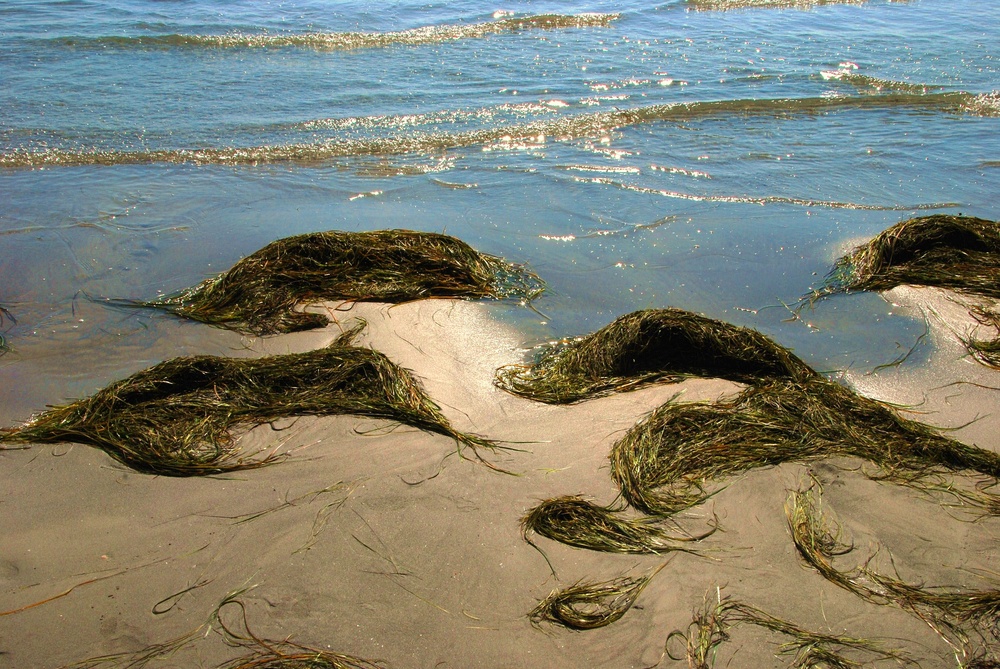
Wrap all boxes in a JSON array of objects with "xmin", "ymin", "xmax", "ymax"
[
  {"xmin": 666, "ymin": 592, "xmax": 916, "ymax": 668},
  {"xmin": 529, "ymin": 563, "xmax": 667, "ymax": 630},
  {"xmin": 787, "ymin": 481, "xmax": 1000, "ymax": 654},
  {"xmin": 495, "ymin": 308, "xmax": 815, "ymax": 404},
  {"xmin": 818, "ymin": 215, "xmax": 1000, "ymax": 300},
  {"xmin": 521, "ymin": 495, "xmax": 715, "ymax": 554},
  {"xmin": 0, "ymin": 323, "xmax": 498, "ymax": 475},
  {"xmin": 123, "ymin": 229, "xmax": 543, "ymax": 335},
  {"xmin": 610, "ymin": 377, "xmax": 1000, "ymax": 516}
]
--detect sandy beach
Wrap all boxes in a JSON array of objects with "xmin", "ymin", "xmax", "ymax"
[{"xmin": 2, "ymin": 291, "xmax": 999, "ymax": 668}]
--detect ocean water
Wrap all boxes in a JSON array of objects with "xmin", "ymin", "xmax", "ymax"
[{"xmin": 1, "ymin": 0, "xmax": 999, "ymax": 415}]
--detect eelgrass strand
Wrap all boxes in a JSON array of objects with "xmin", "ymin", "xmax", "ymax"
[
  {"xmin": 495, "ymin": 308, "xmax": 815, "ymax": 404},
  {"xmin": 212, "ymin": 596, "xmax": 385, "ymax": 669},
  {"xmin": 529, "ymin": 563, "xmax": 667, "ymax": 630},
  {"xmin": 0, "ymin": 331, "xmax": 498, "ymax": 476},
  {"xmin": 666, "ymin": 593, "xmax": 916, "ymax": 669},
  {"xmin": 962, "ymin": 306, "xmax": 1000, "ymax": 369},
  {"xmin": 785, "ymin": 484, "xmax": 866, "ymax": 599},
  {"xmin": 787, "ymin": 483, "xmax": 1000, "ymax": 646},
  {"xmin": 521, "ymin": 496, "xmax": 715, "ymax": 554},
  {"xmin": 216, "ymin": 647, "xmax": 384, "ymax": 669},
  {"xmin": 120, "ymin": 229, "xmax": 544, "ymax": 335},
  {"xmin": 610, "ymin": 377, "xmax": 1000, "ymax": 516}
]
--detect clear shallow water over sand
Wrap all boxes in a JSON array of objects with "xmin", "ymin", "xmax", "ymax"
[
  {"xmin": 3, "ymin": 0, "xmax": 999, "ymax": 390},
  {"xmin": 2, "ymin": 1, "xmax": 1000, "ymax": 667}
]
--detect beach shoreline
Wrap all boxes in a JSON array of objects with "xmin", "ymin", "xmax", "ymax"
[{"xmin": 2, "ymin": 296, "xmax": 999, "ymax": 667}]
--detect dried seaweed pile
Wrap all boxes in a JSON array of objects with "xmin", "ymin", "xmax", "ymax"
[
  {"xmin": 0, "ymin": 326, "xmax": 495, "ymax": 476},
  {"xmin": 130, "ymin": 229, "xmax": 544, "ymax": 335},
  {"xmin": 495, "ymin": 308, "xmax": 815, "ymax": 403},
  {"xmin": 819, "ymin": 215, "xmax": 1000, "ymax": 299},
  {"xmin": 610, "ymin": 376, "xmax": 1000, "ymax": 516}
]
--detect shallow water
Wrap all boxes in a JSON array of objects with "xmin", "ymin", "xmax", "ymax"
[{"xmin": 3, "ymin": 0, "xmax": 999, "ymax": 397}]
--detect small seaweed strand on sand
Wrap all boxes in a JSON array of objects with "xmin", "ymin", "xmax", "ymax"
[
  {"xmin": 214, "ymin": 596, "xmax": 386, "ymax": 669},
  {"xmin": 785, "ymin": 483, "xmax": 868, "ymax": 599},
  {"xmin": 610, "ymin": 376, "xmax": 1000, "ymax": 516},
  {"xmin": 961, "ymin": 305, "xmax": 1000, "ymax": 369},
  {"xmin": 729, "ymin": 602, "xmax": 918, "ymax": 668},
  {"xmin": 0, "ymin": 304, "xmax": 13, "ymax": 355},
  {"xmin": 495, "ymin": 308, "xmax": 816, "ymax": 404},
  {"xmin": 0, "ymin": 333, "xmax": 499, "ymax": 476},
  {"xmin": 662, "ymin": 592, "xmax": 916, "ymax": 669},
  {"xmin": 815, "ymin": 215, "xmax": 1000, "ymax": 300},
  {"xmin": 216, "ymin": 645, "xmax": 384, "ymax": 669},
  {"xmin": 520, "ymin": 495, "xmax": 716, "ymax": 554},
  {"xmin": 118, "ymin": 229, "xmax": 544, "ymax": 335},
  {"xmin": 663, "ymin": 592, "xmax": 732, "ymax": 669},
  {"xmin": 786, "ymin": 482, "xmax": 1000, "ymax": 653},
  {"xmin": 529, "ymin": 562, "xmax": 668, "ymax": 630}
]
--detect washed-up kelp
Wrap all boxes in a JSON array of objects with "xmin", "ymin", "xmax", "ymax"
[
  {"xmin": 529, "ymin": 563, "xmax": 667, "ymax": 630},
  {"xmin": 0, "ymin": 329, "xmax": 496, "ymax": 476},
  {"xmin": 668, "ymin": 594, "xmax": 915, "ymax": 669},
  {"xmin": 610, "ymin": 376, "xmax": 1000, "ymax": 516},
  {"xmin": 128, "ymin": 229, "xmax": 544, "ymax": 335},
  {"xmin": 787, "ymin": 484, "xmax": 1000, "ymax": 647},
  {"xmin": 495, "ymin": 308, "xmax": 815, "ymax": 404},
  {"xmin": 818, "ymin": 215, "xmax": 1000, "ymax": 299},
  {"xmin": 521, "ymin": 495, "xmax": 715, "ymax": 554}
]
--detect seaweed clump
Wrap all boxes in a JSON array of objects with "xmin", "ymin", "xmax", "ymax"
[
  {"xmin": 819, "ymin": 215, "xmax": 1000, "ymax": 299},
  {"xmin": 0, "ymin": 324, "xmax": 496, "ymax": 476},
  {"xmin": 610, "ymin": 377, "xmax": 1000, "ymax": 516},
  {"xmin": 133, "ymin": 229, "xmax": 544, "ymax": 335},
  {"xmin": 495, "ymin": 308, "xmax": 815, "ymax": 404},
  {"xmin": 962, "ymin": 305, "xmax": 1000, "ymax": 370},
  {"xmin": 529, "ymin": 563, "xmax": 666, "ymax": 630},
  {"xmin": 814, "ymin": 215, "xmax": 1000, "ymax": 370},
  {"xmin": 520, "ymin": 495, "xmax": 714, "ymax": 554}
]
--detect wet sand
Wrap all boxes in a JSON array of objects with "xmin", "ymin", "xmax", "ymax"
[{"xmin": 2, "ymin": 295, "xmax": 999, "ymax": 667}]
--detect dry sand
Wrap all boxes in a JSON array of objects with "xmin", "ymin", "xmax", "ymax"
[{"xmin": 2, "ymin": 294, "xmax": 1000, "ymax": 668}]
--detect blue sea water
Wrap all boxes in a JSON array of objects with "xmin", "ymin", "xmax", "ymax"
[{"xmin": 1, "ymin": 0, "xmax": 998, "ymax": 413}]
